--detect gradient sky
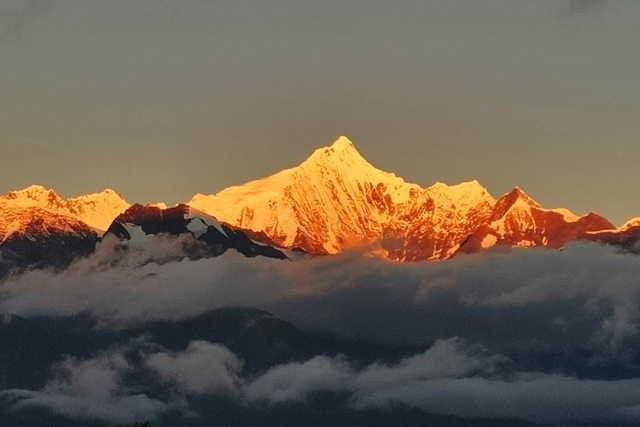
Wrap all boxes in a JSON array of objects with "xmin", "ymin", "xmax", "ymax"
[{"xmin": 1, "ymin": 0, "xmax": 638, "ymax": 225}]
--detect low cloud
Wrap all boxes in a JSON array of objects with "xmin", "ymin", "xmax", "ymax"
[
  {"xmin": 146, "ymin": 340, "xmax": 243, "ymax": 396},
  {"xmin": 7, "ymin": 337, "xmax": 640, "ymax": 424},
  {"xmin": 3, "ymin": 237, "xmax": 640, "ymax": 423},
  {"xmin": 245, "ymin": 338, "xmax": 640, "ymax": 423},
  {"xmin": 244, "ymin": 355, "xmax": 353, "ymax": 404},
  {"xmin": 1, "ymin": 349, "xmax": 174, "ymax": 424},
  {"xmin": 3, "ymin": 239, "xmax": 640, "ymax": 356}
]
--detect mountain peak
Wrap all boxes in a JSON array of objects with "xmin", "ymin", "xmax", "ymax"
[
  {"xmin": 331, "ymin": 135, "xmax": 356, "ymax": 150},
  {"xmin": 304, "ymin": 136, "xmax": 367, "ymax": 168},
  {"xmin": 4, "ymin": 185, "xmax": 61, "ymax": 205},
  {"xmin": 505, "ymin": 186, "xmax": 541, "ymax": 208},
  {"xmin": 426, "ymin": 180, "xmax": 495, "ymax": 207},
  {"xmin": 18, "ymin": 184, "xmax": 49, "ymax": 193},
  {"xmin": 7, "ymin": 184, "xmax": 52, "ymax": 196},
  {"xmin": 621, "ymin": 217, "xmax": 640, "ymax": 230},
  {"xmin": 0, "ymin": 185, "xmax": 130, "ymax": 233}
]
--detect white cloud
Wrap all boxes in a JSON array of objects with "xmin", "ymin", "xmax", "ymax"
[
  {"xmin": 1, "ymin": 350, "xmax": 174, "ymax": 424},
  {"xmin": 244, "ymin": 355, "xmax": 352, "ymax": 404},
  {"xmin": 146, "ymin": 341, "xmax": 243, "ymax": 396},
  {"xmin": 245, "ymin": 338, "xmax": 640, "ymax": 423}
]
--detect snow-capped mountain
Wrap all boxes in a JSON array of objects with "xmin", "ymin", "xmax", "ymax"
[
  {"xmin": 580, "ymin": 216, "xmax": 640, "ymax": 254},
  {"xmin": 189, "ymin": 136, "xmax": 624, "ymax": 260},
  {"xmin": 106, "ymin": 204, "xmax": 288, "ymax": 260},
  {"xmin": 189, "ymin": 136, "xmax": 499, "ymax": 260},
  {"xmin": 0, "ymin": 206, "xmax": 97, "ymax": 245},
  {"xmin": 0, "ymin": 185, "xmax": 130, "ymax": 232},
  {"xmin": 0, "ymin": 206, "xmax": 99, "ymax": 277},
  {"xmin": 0, "ymin": 186, "xmax": 128, "ymax": 276},
  {"xmin": 1, "ymin": 137, "xmax": 638, "ymax": 266},
  {"xmin": 457, "ymin": 187, "xmax": 615, "ymax": 254},
  {"xmin": 621, "ymin": 218, "xmax": 640, "ymax": 231}
]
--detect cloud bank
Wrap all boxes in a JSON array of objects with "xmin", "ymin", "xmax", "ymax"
[
  {"xmin": 5, "ymin": 338, "xmax": 640, "ymax": 424},
  {"xmin": 3, "ymin": 237, "xmax": 640, "ymax": 354},
  {"xmin": 3, "ymin": 236, "xmax": 640, "ymax": 423},
  {"xmin": 245, "ymin": 338, "xmax": 640, "ymax": 423}
]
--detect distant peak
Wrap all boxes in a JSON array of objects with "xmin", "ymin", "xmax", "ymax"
[
  {"xmin": 23, "ymin": 184, "xmax": 48, "ymax": 191},
  {"xmin": 428, "ymin": 179, "xmax": 491, "ymax": 194},
  {"xmin": 5, "ymin": 185, "xmax": 60, "ymax": 201},
  {"xmin": 99, "ymin": 188, "xmax": 126, "ymax": 200},
  {"xmin": 15, "ymin": 184, "xmax": 51, "ymax": 194},
  {"xmin": 325, "ymin": 136, "xmax": 360, "ymax": 157},
  {"xmin": 332, "ymin": 135, "xmax": 356, "ymax": 150},
  {"xmin": 621, "ymin": 217, "xmax": 640, "ymax": 230},
  {"xmin": 148, "ymin": 202, "xmax": 169, "ymax": 210},
  {"xmin": 509, "ymin": 186, "xmax": 530, "ymax": 198},
  {"xmin": 304, "ymin": 136, "xmax": 367, "ymax": 168},
  {"xmin": 500, "ymin": 186, "xmax": 542, "ymax": 209},
  {"xmin": 71, "ymin": 188, "xmax": 128, "ymax": 204}
]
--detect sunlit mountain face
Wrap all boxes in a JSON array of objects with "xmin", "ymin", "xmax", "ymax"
[
  {"xmin": 0, "ymin": 136, "xmax": 636, "ymax": 270},
  {"xmin": 2, "ymin": 137, "xmax": 640, "ymax": 427},
  {"xmin": 189, "ymin": 136, "xmax": 625, "ymax": 260}
]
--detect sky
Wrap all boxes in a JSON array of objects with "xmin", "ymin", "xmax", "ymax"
[{"xmin": 0, "ymin": 0, "xmax": 638, "ymax": 225}]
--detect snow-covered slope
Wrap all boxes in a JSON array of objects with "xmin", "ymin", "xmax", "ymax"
[
  {"xmin": 189, "ymin": 136, "xmax": 625, "ymax": 260},
  {"xmin": 190, "ymin": 137, "xmax": 499, "ymax": 260},
  {"xmin": 457, "ymin": 187, "xmax": 615, "ymax": 254},
  {"xmin": 0, "ymin": 206, "xmax": 97, "ymax": 244},
  {"xmin": 0, "ymin": 186, "xmax": 130, "ymax": 275},
  {"xmin": 621, "ymin": 218, "xmax": 640, "ymax": 231},
  {"xmin": 189, "ymin": 137, "xmax": 628, "ymax": 261},
  {"xmin": 0, "ymin": 185, "xmax": 130, "ymax": 232},
  {"xmin": 1, "ymin": 137, "xmax": 630, "ymax": 264},
  {"xmin": 190, "ymin": 137, "xmax": 418, "ymax": 254}
]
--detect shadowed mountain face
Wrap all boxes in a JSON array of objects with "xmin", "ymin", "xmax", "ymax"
[
  {"xmin": 0, "ymin": 314, "xmax": 67, "ymax": 390},
  {"xmin": 457, "ymin": 189, "xmax": 617, "ymax": 255},
  {"xmin": 0, "ymin": 207, "xmax": 99, "ymax": 277},
  {"xmin": 106, "ymin": 203, "xmax": 289, "ymax": 260},
  {"xmin": 0, "ymin": 308, "xmax": 318, "ymax": 376},
  {"xmin": 0, "ymin": 203, "xmax": 286, "ymax": 279},
  {"xmin": 582, "ymin": 225, "xmax": 640, "ymax": 254},
  {"xmin": 0, "ymin": 310, "xmax": 543, "ymax": 427},
  {"xmin": 1, "ymin": 307, "xmax": 636, "ymax": 427}
]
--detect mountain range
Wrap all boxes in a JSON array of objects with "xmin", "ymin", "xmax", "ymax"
[{"xmin": 1, "ymin": 136, "xmax": 638, "ymax": 271}]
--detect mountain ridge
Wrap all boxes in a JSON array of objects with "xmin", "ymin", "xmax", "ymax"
[
  {"xmin": 0, "ymin": 136, "xmax": 637, "ymax": 263},
  {"xmin": 0, "ymin": 185, "xmax": 130, "ymax": 232},
  {"xmin": 188, "ymin": 136, "xmax": 624, "ymax": 260}
]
